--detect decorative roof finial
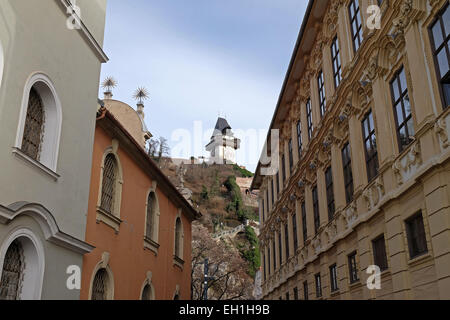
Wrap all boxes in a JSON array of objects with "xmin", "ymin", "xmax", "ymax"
[
  {"xmin": 133, "ymin": 87, "xmax": 150, "ymax": 105},
  {"xmin": 101, "ymin": 76, "xmax": 117, "ymax": 99}
]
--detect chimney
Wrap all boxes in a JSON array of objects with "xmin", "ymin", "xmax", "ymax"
[{"xmin": 137, "ymin": 103, "xmax": 145, "ymax": 119}]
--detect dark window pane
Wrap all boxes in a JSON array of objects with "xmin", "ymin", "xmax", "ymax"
[
  {"xmin": 443, "ymin": 6, "xmax": 450, "ymax": 37},
  {"xmin": 437, "ymin": 48, "xmax": 450, "ymax": 78}
]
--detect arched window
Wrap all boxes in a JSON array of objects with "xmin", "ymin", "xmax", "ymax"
[
  {"xmin": 175, "ymin": 217, "xmax": 182, "ymax": 258},
  {"xmin": 21, "ymin": 88, "xmax": 45, "ymax": 161},
  {"xmin": 141, "ymin": 284, "xmax": 152, "ymax": 300},
  {"xmin": 100, "ymin": 154, "xmax": 117, "ymax": 215},
  {"xmin": 0, "ymin": 240, "xmax": 24, "ymax": 300},
  {"xmin": 15, "ymin": 73, "xmax": 62, "ymax": 172},
  {"xmin": 91, "ymin": 268, "xmax": 109, "ymax": 301},
  {"xmin": 146, "ymin": 192, "xmax": 159, "ymax": 241}
]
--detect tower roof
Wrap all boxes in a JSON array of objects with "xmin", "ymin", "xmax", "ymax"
[{"xmin": 214, "ymin": 117, "xmax": 232, "ymax": 135}]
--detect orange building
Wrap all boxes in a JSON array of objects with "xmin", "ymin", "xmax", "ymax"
[{"xmin": 80, "ymin": 106, "xmax": 200, "ymax": 300}]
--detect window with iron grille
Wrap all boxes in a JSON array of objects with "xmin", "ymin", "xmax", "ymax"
[
  {"xmin": 331, "ymin": 36, "xmax": 342, "ymax": 88},
  {"xmin": 297, "ymin": 121, "xmax": 303, "ymax": 158},
  {"xmin": 312, "ymin": 186, "xmax": 320, "ymax": 234},
  {"xmin": 430, "ymin": 2, "xmax": 450, "ymax": 108},
  {"xmin": 0, "ymin": 240, "xmax": 24, "ymax": 300},
  {"xmin": 146, "ymin": 192, "xmax": 157, "ymax": 241},
  {"xmin": 349, "ymin": 0, "xmax": 363, "ymax": 53},
  {"xmin": 390, "ymin": 67, "xmax": 415, "ymax": 152},
  {"xmin": 92, "ymin": 268, "xmax": 109, "ymax": 300},
  {"xmin": 342, "ymin": 143, "xmax": 354, "ymax": 204},
  {"xmin": 318, "ymin": 70, "xmax": 326, "ymax": 117},
  {"xmin": 21, "ymin": 87, "xmax": 45, "ymax": 161},
  {"xmin": 282, "ymin": 154, "xmax": 286, "ymax": 183},
  {"xmin": 303, "ymin": 281, "xmax": 309, "ymax": 300},
  {"xmin": 330, "ymin": 264, "xmax": 339, "ymax": 292},
  {"xmin": 325, "ymin": 166, "xmax": 335, "ymax": 221},
  {"xmin": 362, "ymin": 111, "xmax": 379, "ymax": 182},
  {"xmin": 284, "ymin": 223, "xmax": 290, "ymax": 259},
  {"xmin": 315, "ymin": 273, "xmax": 322, "ymax": 298},
  {"xmin": 292, "ymin": 213, "xmax": 298, "ymax": 252},
  {"xmin": 294, "ymin": 287, "xmax": 299, "ymax": 300},
  {"xmin": 288, "ymin": 139, "xmax": 294, "ymax": 171},
  {"xmin": 278, "ymin": 231, "xmax": 282, "ymax": 266},
  {"xmin": 175, "ymin": 218, "xmax": 182, "ymax": 258},
  {"xmin": 100, "ymin": 154, "xmax": 118, "ymax": 214},
  {"xmin": 141, "ymin": 284, "xmax": 152, "ymax": 300},
  {"xmin": 302, "ymin": 201, "xmax": 308, "ymax": 244},
  {"xmin": 406, "ymin": 212, "xmax": 428, "ymax": 259},
  {"xmin": 306, "ymin": 99, "xmax": 314, "ymax": 140},
  {"xmin": 348, "ymin": 252, "xmax": 359, "ymax": 284},
  {"xmin": 372, "ymin": 235, "xmax": 388, "ymax": 271}
]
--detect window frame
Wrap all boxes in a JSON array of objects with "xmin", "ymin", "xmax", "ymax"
[
  {"xmin": 429, "ymin": 2, "xmax": 450, "ymax": 109},
  {"xmin": 342, "ymin": 143, "xmax": 354, "ymax": 204},
  {"xmin": 331, "ymin": 36, "xmax": 342, "ymax": 88},
  {"xmin": 292, "ymin": 212, "xmax": 298, "ymax": 252},
  {"xmin": 348, "ymin": 0, "xmax": 363, "ymax": 54},
  {"xmin": 315, "ymin": 273, "xmax": 322, "ymax": 298},
  {"xmin": 306, "ymin": 99, "xmax": 314, "ymax": 140},
  {"xmin": 329, "ymin": 264, "xmax": 339, "ymax": 293},
  {"xmin": 297, "ymin": 120, "xmax": 303, "ymax": 158},
  {"xmin": 301, "ymin": 201, "xmax": 308, "ymax": 244},
  {"xmin": 362, "ymin": 110, "xmax": 379, "ymax": 182},
  {"xmin": 372, "ymin": 235, "xmax": 388, "ymax": 272},
  {"xmin": 325, "ymin": 166, "xmax": 335, "ymax": 221},
  {"xmin": 405, "ymin": 212, "xmax": 429, "ymax": 260},
  {"xmin": 348, "ymin": 251, "xmax": 359, "ymax": 284},
  {"xmin": 318, "ymin": 70, "xmax": 326, "ymax": 117},
  {"xmin": 390, "ymin": 66, "xmax": 415, "ymax": 152},
  {"xmin": 312, "ymin": 186, "xmax": 320, "ymax": 234}
]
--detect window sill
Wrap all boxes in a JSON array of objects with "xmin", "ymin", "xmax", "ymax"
[
  {"xmin": 408, "ymin": 252, "xmax": 431, "ymax": 267},
  {"xmin": 12, "ymin": 147, "xmax": 60, "ymax": 181},
  {"xmin": 330, "ymin": 290, "xmax": 340, "ymax": 297},
  {"xmin": 144, "ymin": 237, "xmax": 160, "ymax": 256},
  {"xmin": 348, "ymin": 280, "xmax": 361, "ymax": 289},
  {"xmin": 96, "ymin": 207, "xmax": 122, "ymax": 233},
  {"xmin": 173, "ymin": 256, "xmax": 185, "ymax": 270}
]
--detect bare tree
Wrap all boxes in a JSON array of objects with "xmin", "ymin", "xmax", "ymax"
[
  {"xmin": 191, "ymin": 223, "xmax": 253, "ymax": 300},
  {"xmin": 158, "ymin": 136, "xmax": 170, "ymax": 159},
  {"xmin": 147, "ymin": 138, "xmax": 160, "ymax": 158}
]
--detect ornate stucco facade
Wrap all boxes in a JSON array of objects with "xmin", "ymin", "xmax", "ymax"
[
  {"xmin": 0, "ymin": 0, "xmax": 107, "ymax": 299},
  {"xmin": 252, "ymin": 0, "xmax": 450, "ymax": 300}
]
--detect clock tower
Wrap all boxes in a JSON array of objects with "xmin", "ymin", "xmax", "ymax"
[{"xmin": 205, "ymin": 117, "xmax": 241, "ymax": 164}]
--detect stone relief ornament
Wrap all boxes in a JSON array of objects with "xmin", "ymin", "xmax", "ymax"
[
  {"xmin": 362, "ymin": 177, "xmax": 385, "ymax": 211},
  {"xmin": 435, "ymin": 117, "xmax": 449, "ymax": 150},
  {"xmin": 344, "ymin": 203, "xmax": 358, "ymax": 228},
  {"xmin": 392, "ymin": 141, "xmax": 422, "ymax": 185}
]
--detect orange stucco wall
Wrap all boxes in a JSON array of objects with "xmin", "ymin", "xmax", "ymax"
[{"xmin": 80, "ymin": 126, "xmax": 192, "ymax": 300}]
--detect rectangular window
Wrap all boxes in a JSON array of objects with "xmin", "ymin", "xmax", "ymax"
[
  {"xmin": 325, "ymin": 166, "xmax": 335, "ymax": 221},
  {"xmin": 312, "ymin": 186, "xmax": 320, "ymax": 234},
  {"xmin": 372, "ymin": 235, "xmax": 388, "ymax": 271},
  {"xmin": 263, "ymin": 253, "xmax": 266, "ymax": 281},
  {"xmin": 278, "ymin": 232, "xmax": 282, "ymax": 266},
  {"xmin": 349, "ymin": 0, "xmax": 363, "ymax": 53},
  {"xmin": 276, "ymin": 172, "xmax": 280, "ymax": 194},
  {"xmin": 390, "ymin": 66, "xmax": 415, "ymax": 152},
  {"xmin": 315, "ymin": 273, "xmax": 322, "ymax": 298},
  {"xmin": 271, "ymin": 179, "xmax": 275, "ymax": 206},
  {"xmin": 331, "ymin": 36, "xmax": 342, "ymax": 88},
  {"xmin": 294, "ymin": 287, "xmax": 299, "ymax": 300},
  {"xmin": 362, "ymin": 111, "xmax": 379, "ymax": 182},
  {"xmin": 303, "ymin": 281, "xmax": 309, "ymax": 300},
  {"xmin": 282, "ymin": 154, "xmax": 287, "ymax": 183},
  {"xmin": 297, "ymin": 121, "xmax": 303, "ymax": 158},
  {"xmin": 318, "ymin": 70, "xmax": 326, "ymax": 117},
  {"xmin": 292, "ymin": 213, "xmax": 298, "ymax": 252},
  {"xmin": 430, "ymin": 3, "xmax": 450, "ymax": 108},
  {"xmin": 302, "ymin": 201, "xmax": 308, "ymax": 244},
  {"xmin": 342, "ymin": 143, "xmax": 354, "ymax": 204},
  {"xmin": 289, "ymin": 139, "xmax": 294, "ymax": 170},
  {"xmin": 406, "ymin": 212, "xmax": 428, "ymax": 259},
  {"xmin": 348, "ymin": 251, "xmax": 359, "ymax": 284},
  {"xmin": 285, "ymin": 223, "xmax": 290, "ymax": 259},
  {"xmin": 306, "ymin": 99, "xmax": 314, "ymax": 140},
  {"xmin": 273, "ymin": 239, "xmax": 276, "ymax": 271},
  {"xmin": 330, "ymin": 264, "xmax": 339, "ymax": 292}
]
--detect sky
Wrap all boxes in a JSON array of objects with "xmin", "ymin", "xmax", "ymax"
[{"xmin": 100, "ymin": 0, "xmax": 308, "ymax": 172}]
